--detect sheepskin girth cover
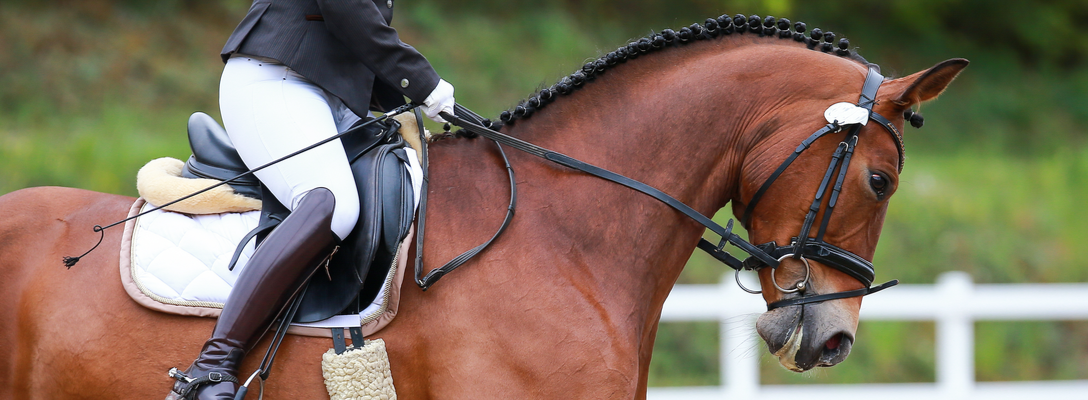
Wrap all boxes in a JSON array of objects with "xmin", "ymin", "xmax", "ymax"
[
  {"xmin": 322, "ymin": 339, "xmax": 397, "ymax": 400},
  {"xmin": 136, "ymin": 157, "xmax": 261, "ymax": 214}
]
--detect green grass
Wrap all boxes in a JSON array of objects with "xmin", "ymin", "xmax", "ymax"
[
  {"xmin": 880, "ymin": 150, "xmax": 1088, "ymax": 284},
  {"xmin": 0, "ymin": 106, "xmax": 192, "ymax": 196}
]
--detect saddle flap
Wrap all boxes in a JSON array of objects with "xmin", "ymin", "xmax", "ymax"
[{"xmin": 294, "ymin": 135, "xmax": 416, "ymax": 323}]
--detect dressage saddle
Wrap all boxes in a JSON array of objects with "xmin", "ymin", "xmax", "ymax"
[{"xmin": 181, "ymin": 112, "xmax": 415, "ymax": 323}]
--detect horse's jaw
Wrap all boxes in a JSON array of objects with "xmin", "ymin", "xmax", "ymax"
[{"xmin": 756, "ymin": 301, "xmax": 859, "ymax": 372}]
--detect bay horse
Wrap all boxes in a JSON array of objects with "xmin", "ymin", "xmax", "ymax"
[{"xmin": 0, "ymin": 15, "xmax": 966, "ymax": 399}]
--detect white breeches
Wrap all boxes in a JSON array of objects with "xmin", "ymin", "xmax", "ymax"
[{"xmin": 220, "ymin": 54, "xmax": 363, "ymax": 240}]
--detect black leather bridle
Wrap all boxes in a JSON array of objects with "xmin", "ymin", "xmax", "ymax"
[
  {"xmin": 734, "ymin": 65, "xmax": 900, "ymax": 310},
  {"xmin": 425, "ymin": 65, "xmax": 900, "ymax": 311}
]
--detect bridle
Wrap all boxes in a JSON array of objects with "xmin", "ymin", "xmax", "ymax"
[
  {"xmin": 732, "ymin": 65, "xmax": 901, "ymax": 310},
  {"xmin": 423, "ymin": 65, "xmax": 900, "ymax": 311}
]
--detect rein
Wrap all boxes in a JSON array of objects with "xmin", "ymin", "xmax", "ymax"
[
  {"xmin": 430, "ymin": 66, "xmax": 900, "ymax": 310},
  {"xmin": 414, "ymin": 105, "xmax": 778, "ymax": 292}
]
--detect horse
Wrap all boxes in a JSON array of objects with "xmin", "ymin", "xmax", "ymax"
[{"xmin": 0, "ymin": 16, "xmax": 966, "ymax": 399}]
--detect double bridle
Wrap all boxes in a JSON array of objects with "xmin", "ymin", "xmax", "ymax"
[
  {"xmin": 424, "ymin": 65, "xmax": 900, "ymax": 310},
  {"xmin": 731, "ymin": 65, "xmax": 901, "ymax": 310}
]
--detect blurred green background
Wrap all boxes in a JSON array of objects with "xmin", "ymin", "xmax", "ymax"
[{"xmin": 1, "ymin": 0, "xmax": 1085, "ymax": 386}]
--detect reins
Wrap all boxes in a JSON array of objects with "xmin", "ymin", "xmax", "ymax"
[
  {"xmin": 431, "ymin": 66, "xmax": 901, "ymax": 310},
  {"xmin": 431, "ymin": 109, "xmax": 778, "ymax": 284},
  {"xmin": 63, "ymin": 67, "xmax": 901, "ymax": 311},
  {"xmin": 412, "ymin": 104, "xmax": 778, "ymax": 292},
  {"xmin": 413, "ymin": 106, "xmax": 518, "ymax": 290}
]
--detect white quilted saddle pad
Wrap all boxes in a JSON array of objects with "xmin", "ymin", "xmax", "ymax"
[
  {"xmin": 128, "ymin": 201, "xmax": 258, "ymax": 307},
  {"xmin": 119, "ymin": 148, "xmax": 422, "ymax": 337},
  {"xmin": 120, "ymin": 198, "xmax": 413, "ymax": 337}
]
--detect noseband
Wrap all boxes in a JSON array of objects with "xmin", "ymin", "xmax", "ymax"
[
  {"xmin": 734, "ymin": 65, "xmax": 900, "ymax": 310},
  {"xmin": 431, "ymin": 65, "xmax": 900, "ymax": 311}
]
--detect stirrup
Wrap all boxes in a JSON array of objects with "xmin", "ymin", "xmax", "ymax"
[{"xmin": 168, "ymin": 367, "xmax": 240, "ymax": 400}]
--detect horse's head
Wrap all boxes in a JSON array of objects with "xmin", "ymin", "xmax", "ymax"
[{"xmin": 734, "ymin": 57, "xmax": 968, "ymax": 372}]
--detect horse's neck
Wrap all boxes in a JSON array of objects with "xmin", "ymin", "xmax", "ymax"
[
  {"xmin": 425, "ymin": 41, "xmax": 811, "ymax": 333},
  {"xmin": 484, "ymin": 45, "xmax": 768, "ymax": 311},
  {"xmin": 506, "ymin": 44, "xmax": 756, "ymax": 214}
]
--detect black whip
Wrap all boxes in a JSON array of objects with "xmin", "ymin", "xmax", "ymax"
[{"xmin": 62, "ymin": 103, "xmax": 420, "ymax": 269}]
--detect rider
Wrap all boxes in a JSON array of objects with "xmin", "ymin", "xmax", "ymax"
[{"xmin": 168, "ymin": 1, "xmax": 454, "ymax": 399}]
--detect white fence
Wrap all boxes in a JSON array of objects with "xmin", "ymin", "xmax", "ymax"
[{"xmin": 647, "ymin": 271, "xmax": 1088, "ymax": 400}]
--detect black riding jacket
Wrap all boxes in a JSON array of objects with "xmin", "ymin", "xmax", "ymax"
[{"xmin": 222, "ymin": 0, "xmax": 441, "ymax": 116}]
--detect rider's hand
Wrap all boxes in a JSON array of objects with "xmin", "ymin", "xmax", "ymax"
[{"xmin": 423, "ymin": 79, "xmax": 455, "ymax": 123}]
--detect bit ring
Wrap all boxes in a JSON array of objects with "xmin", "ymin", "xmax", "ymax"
[
  {"xmin": 771, "ymin": 254, "xmax": 811, "ymax": 293},
  {"xmin": 735, "ymin": 269, "xmax": 762, "ymax": 294}
]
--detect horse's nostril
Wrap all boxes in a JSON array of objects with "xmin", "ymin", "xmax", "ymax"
[
  {"xmin": 825, "ymin": 333, "xmax": 842, "ymax": 350},
  {"xmin": 816, "ymin": 333, "xmax": 853, "ymax": 367}
]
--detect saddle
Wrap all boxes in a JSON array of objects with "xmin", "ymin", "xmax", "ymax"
[{"xmin": 182, "ymin": 112, "xmax": 417, "ymax": 323}]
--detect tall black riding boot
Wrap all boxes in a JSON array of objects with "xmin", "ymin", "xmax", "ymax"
[{"xmin": 167, "ymin": 188, "xmax": 339, "ymax": 400}]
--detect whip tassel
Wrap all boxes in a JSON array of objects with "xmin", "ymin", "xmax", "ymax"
[{"xmin": 62, "ymin": 225, "xmax": 104, "ymax": 268}]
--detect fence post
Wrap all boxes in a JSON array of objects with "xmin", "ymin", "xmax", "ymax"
[
  {"xmin": 722, "ymin": 272, "xmax": 760, "ymax": 399},
  {"xmin": 936, "ymin": 271, "xmax": 974, "ymax": 396}
]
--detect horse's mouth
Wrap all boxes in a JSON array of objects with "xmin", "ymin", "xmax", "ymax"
[
  {"xmin": 757, "ymin": 304, "xmax": 856, "ymax": 372},
  {"xmin": 773, "ymin": 321, "xmax": 806, "ymax": 372}
]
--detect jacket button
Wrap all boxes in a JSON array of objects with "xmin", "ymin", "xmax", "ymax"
[
  {"xmin": 400, "ymin": 78, "xmax": 409, "ymax": 88},
  {"xmin": 387, "ymin": 0, "xmax": 393, "ymax": 8}
]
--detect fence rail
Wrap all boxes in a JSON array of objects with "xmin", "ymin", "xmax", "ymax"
[{"xmin": 647, "ymin": 271, "xmax": 1088, "ymax": 400}]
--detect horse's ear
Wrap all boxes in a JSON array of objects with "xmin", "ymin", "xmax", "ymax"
[{"xmin": 886, "ymin": 58, "xmax": 969, "ymax": 108}]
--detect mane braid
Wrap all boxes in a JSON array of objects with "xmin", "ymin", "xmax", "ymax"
[{"xmin": 449, "ymin": 14, "xmax": 875, "ymax": 138}]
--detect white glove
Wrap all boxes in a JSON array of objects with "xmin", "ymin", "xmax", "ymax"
[{"xmin": 423, "ymin": 79, "xmax": 455, "ymax": 123}]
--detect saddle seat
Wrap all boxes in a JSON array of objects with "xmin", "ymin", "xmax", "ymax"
[
  {"xmin": 182, "ymin": 112, "xmax": 262, "ymax": 200},
  {"xmin": 133, "ymin": 111, "xmax": 425, "ymax": 332}
]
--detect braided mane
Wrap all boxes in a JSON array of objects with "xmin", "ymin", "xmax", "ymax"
[{"xmin": 460, "ymin": 14, "xmax": 875, "ymax": 134}]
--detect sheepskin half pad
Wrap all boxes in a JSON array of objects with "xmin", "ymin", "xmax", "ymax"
[
  {"xmin": 135, "ymin": 112, "xmax": 427, "ymax": 215},
  {"xmin": 137, "ymin": 157, "xmax": 262, "ymax": 214},
  {"xmin": 119, "ymin": 197, "xmax": 412, "ymax": 338},
  {"xmin": 322, "ymin": 339, "xmax": 397, "ymax": 400}
]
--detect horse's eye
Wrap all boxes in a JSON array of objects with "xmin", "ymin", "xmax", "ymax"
[{"xmin": 870, "ymin": 173, "xmax": 888, "ymax": 198}]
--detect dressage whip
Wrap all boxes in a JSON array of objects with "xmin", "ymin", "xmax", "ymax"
[{"xmin": 61, "ymin": 103, "xmax": 421, "ymax": 269}]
